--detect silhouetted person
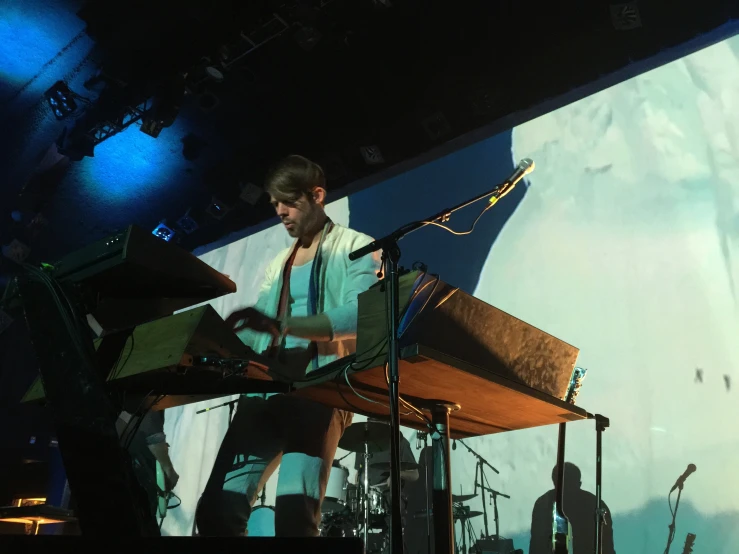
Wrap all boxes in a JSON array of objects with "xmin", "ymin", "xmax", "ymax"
[{"xmin": 529, "ymin": 463, "xmax": 615, "ymax": 554}]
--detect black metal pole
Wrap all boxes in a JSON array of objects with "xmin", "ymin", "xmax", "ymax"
[
  {"xmin": 430, "ymin": 402, "xmax": 458, "ymax": 554},
  {"xmin": 594, "ymin": 414, "xmax": 609, "ymax": 554},
  {"xmin": 479, "ymin": 460, "xmax": 490, "ymax": 538},
  {"xmin": 425, "ymin": 438, "xmax": 432, "ymax": 554},
  {"xmin": 492, "ymin": 491, "xmax": 500, "ymax": 541},
  {"xmin": 386, "ymin": 243, "xmax": 404, "ymax": 554}
]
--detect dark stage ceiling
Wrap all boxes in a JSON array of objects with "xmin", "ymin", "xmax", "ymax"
[{"xmin": 1, "ymin": 0, "xmax": 737, "ymax": 261}]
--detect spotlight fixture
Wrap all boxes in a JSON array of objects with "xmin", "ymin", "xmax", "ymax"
[
  {"xmin": 140, "ymin": 118, "xmax": 165, "ymax": 138},
  {"xmin": 177, "ymin": 209, "xmax": 199, "ymax": 234},
  {"xmin": 152, "ymin": 222, "xmax": 175, "ymax": 242},
  {"xmin": 44, "ymin": 81, "xmax": 78, "ymax": 120},
  {"xmin": 239, "ymin": 182, "xmax": 263, "ymax": 206},
  {"xmin": 360, "ymin": 145, "xmax": 384, "ymax": 165},
  {"xmin": 206, "ymin": 197, "xmax": 230, "ymax": 220},
  {"xmin": 57, "ymin": 130, "xmax": 95, "ymax": 161},
  {"xmin": 140, "ymin": 75, "xmax": 186, "ymax": 138},
  {"xmin": 2, "ymin": 239, "xmax": 31, "ymax": 264}
]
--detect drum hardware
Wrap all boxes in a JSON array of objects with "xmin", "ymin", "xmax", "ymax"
[
  {"xmin": 338, "ymin": 421, "xmax": 391, "ymax": 454},
  {"xmin": 323, "ymin": 465, "xmax": 351, "ymax": 514},
  {"xmin": 247, "ymin": 505, "xmax": 275, "ymax": 537},
  {"xmin": 451, "ymin": 493, "xmax": 477, "ymax": 503},
  {"xmin": 369, "ymin": 461, "xmax": 419, "ymax": 472}
]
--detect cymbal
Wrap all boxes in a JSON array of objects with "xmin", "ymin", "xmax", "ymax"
[
  {"xmin": 370, "ymin": 461, "xmax": 419, "ymax": 471},
  {"xmin": 455, "ymin": 510, "xmax": 483, "ymax": 520},
  {"xmin": 452, "ymin": 493, "xmax": 477, "ymax": 503},
  {"xmin": 338, "ymin": 422, "xmax": 390, "ymax": 453}
]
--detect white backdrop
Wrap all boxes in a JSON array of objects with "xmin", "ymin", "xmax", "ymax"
[{"xmin": 162, "ymin": 35, "xmax": 739, "ymax": 552}]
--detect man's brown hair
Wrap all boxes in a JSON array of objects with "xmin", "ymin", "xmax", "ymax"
[{"xmin": 265, "ymin": 155, "xmax": 326, "ymax": 203}]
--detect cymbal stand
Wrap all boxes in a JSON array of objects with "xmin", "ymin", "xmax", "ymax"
[
  {"xmin": 363, "ymin": 428, "xmax": 370, "ymax": 551},
  {"xmin": 421, "ymin": 434, "xmax": 432, "ymax": 554},
  {"xmin": 483, "ymin": 487, "xmax": 511, "ymax": 541},
  {"xmin": 455, "ymin": 439, "xmax": 500, "ymax": 539}
]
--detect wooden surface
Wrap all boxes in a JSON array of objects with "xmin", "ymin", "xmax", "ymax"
[
  {"xmin": 294, "ymin": 345, "xmax": 588, "ymax": 439},
  {"xmin": 356, "ymin": 272, "xmax": 580, "ymax": 401}
]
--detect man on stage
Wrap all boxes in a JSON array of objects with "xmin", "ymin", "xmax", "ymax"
[{"xmin": 196, "ymin": 155, "xmax": 381, "ymax": 537}]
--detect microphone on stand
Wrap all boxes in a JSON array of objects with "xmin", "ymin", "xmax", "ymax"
[
  {"xmin": 671, "ymin": 464, "xmax": 697, "ymax": 492},
  {"xmin": 491, "ymin": 158, "xmax": 535, "ymax": 204}
]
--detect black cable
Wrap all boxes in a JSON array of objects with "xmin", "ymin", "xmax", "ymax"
[
  {"xmin": 167, "ymin": 492, "xmax": 181, "ymax": 510},
  {"xmin": 400, "ymin": 274, "xmax": 441, "ymax": 338}
]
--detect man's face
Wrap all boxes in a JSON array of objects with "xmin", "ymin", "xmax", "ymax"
[{"xmin": 270, "ymin": 192, "xmax": 323, "ymax": 238}]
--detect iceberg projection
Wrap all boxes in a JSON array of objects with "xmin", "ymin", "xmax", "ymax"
[{"xmin": 163, "ymin": 34, "xmax": 739, "ymax": 552}]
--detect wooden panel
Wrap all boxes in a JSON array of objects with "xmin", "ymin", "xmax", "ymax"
[{"xmin": 356, "ymin": 272, "xmax": 579, "ymax": 400}]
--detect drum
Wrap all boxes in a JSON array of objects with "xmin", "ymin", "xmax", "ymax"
[
  {"xmin": 322, "ymin": 464, "xmax": 350, "ymax": 513},
  {"xmin": 247, "ymin": 505, "xmax": 275, "ymax": 537},
  {"xmin": 320, "ymin": 512, "xmax": 358, "ymax": 538},
  {"xmin": 368, "ymin": 488, "xmax": 388, "ymax": 516}
]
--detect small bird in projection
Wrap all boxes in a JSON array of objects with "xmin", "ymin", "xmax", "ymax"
[
  {"xmin": 724, "ymin": 375, "xmax": 731, "ymax": 392},
  {"xmin": 695, "ymin": 368, "xmax": 704, "ymax": 383}
]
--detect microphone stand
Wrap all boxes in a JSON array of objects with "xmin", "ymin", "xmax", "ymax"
[
  {"xmin": 594, "ymin": 414, "xmax": 609, "ymax": 554},
  {"xmin": 481, "ymin": 486, "xmax": 510, "ymax": 541},
  {"xmin": 664, "ymin": 485, "xmax": 684, "ymax": 554},
  {"xmin": 454, "ymin": 439, "xmax": 500, "ymax": 540},
  {"xmin": 350, "ymin": 167, "xmax": 526, "ymax": 554}
]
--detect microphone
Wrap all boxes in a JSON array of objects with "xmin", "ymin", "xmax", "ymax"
[
  {"xmin": 452, "ymin": 440, "xmax": 456, "ymax": 450},
  {"xmin": 491, "ymin": 158, "xmax": 535, "ymax": 203},
  {"xmin": 671, "ymin": 464, "xmax": 697, "ymax": 492}
]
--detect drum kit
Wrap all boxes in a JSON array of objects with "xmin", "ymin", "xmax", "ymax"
[{"xmin": 319, "ymin": 421, "xmax": 418, "ymax": 553}]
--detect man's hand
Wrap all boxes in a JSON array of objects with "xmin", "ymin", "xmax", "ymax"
[
  {"xmin": 226, "ymin": 307, "xmax": 280, "ymax": 337},
  {"xmin": 162, "ymin": 464, "xmax": 180, "ymax": 492}
]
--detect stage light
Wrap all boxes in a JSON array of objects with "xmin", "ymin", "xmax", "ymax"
[
  {"xmin": 58, "ymin": 131, "xmax": 95, "ymax": 161},
  {"xmin": 152, "ymin": 222, "xmax": 175, "ymax": 242},
  {"xmin": 360, "ymin": 145, "xmax": 384, "ymax": 165},
  {"xmin": 239, "ymin": 182, "xmax": 263, "ymax": 205},
  {"xmin": 140, "ymin": 75, "xmax": 186, "ymax": 138},
  {"xmin": 44, "ymin": 81, "xmax": 78, "ymax": 120},
  {"xmin": 294, "ymin": 26, "xmax": 322, "ymax": 51},
  {"xmin": 2, "ymin": 239, "xmax": 31, "ymax": 264},
  {"xmin": 197, "ymin": 91, "xmax": 219, "ymax": 113},
  {"xmin": 140, "ymin": 118, "xmax": 164, "ymax": 138},
  {"xmin": 177, "ymin": 209, "xmax": 199, "ymax": 234},
  {"xmin": 206, "ymin": 197, "xmax": 230, "ymax": 220}
]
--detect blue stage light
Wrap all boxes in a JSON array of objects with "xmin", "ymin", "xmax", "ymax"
[
  {"xmin": 177, "ymin": 210, "xmax": 199, "ymax": 234},
  {"xmin": 152, "ymin": 222, "xmax": 176, "ymax": 242},
  {"xmin": 45, "ymin": 81, "xmax": 78, "ymax": 120}
]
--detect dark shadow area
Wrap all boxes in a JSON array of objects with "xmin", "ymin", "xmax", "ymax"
[
  {"xmin": 507, "ymin": 473, "xmax": 738, "ymax": 554},
  {"xmin": 529, "ymin": 463, "xmax": 615, "ymax": 554}
]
